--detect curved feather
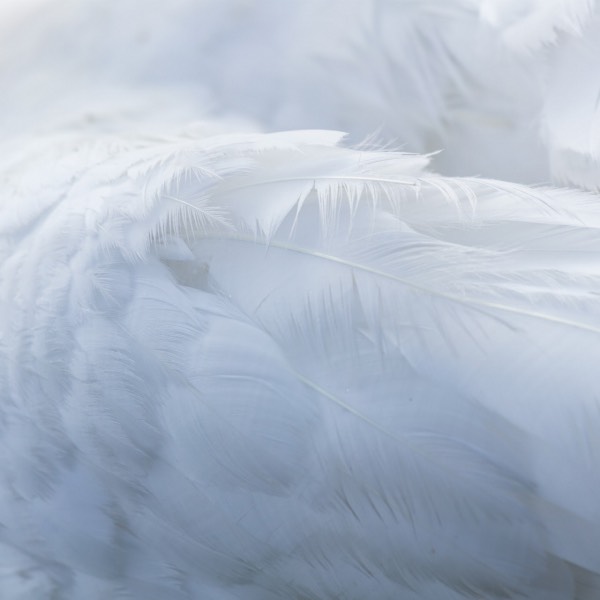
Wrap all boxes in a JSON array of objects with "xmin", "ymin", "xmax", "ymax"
[
  {"xmin": 2, "ymin": 128, "xmax": 600, "ymax": 598},
  {"xmin": 1, "ymin": 1, "xmax": 600, "ymax": 598}
]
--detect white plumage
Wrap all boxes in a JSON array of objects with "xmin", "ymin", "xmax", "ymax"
[{"xmin": 1, "ymin": 1, "xmax": 600, "ymax": 598}]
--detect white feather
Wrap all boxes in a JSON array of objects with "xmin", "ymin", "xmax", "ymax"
[{"xmin": 1, "ymin": 1, "xmax": 600, "ymax": 599}]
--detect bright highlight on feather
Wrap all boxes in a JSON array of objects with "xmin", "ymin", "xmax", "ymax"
[{"xmin": 1, "ymin": 2, "xmax": 600, "ymax": 599}]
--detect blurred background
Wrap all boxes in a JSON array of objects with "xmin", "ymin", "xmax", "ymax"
[{"xmin": 0, "ymin": 0, "xmax": 597, "ymax": 187}]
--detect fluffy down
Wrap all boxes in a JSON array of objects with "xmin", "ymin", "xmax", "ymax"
[{"xmin": 1, "ymin": 1, "xmax": 600, "ymax": 599}]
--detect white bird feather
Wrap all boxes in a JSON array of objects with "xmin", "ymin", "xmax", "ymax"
[{"xmin": 1, "ymin": 1, "xmax": 600, "ymax": 599}]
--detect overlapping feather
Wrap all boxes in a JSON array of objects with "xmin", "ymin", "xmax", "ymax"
[
  {"xmin": 2, "ymin": 0, "xmax": 600, "ymax": 598},
  {"xmin": 2, "ymin": 127, "xmax": 600, "ymax": 598}
]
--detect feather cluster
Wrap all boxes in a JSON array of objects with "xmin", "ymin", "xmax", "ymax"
[{"xmin": 1, "ymin": 1, "xmax": 600, "ymax": 599}]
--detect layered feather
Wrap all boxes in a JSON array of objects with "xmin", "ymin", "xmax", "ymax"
[
  {"xmin": 2, "ymin": 128, "xmax": 600, "ymax": 598},
  {"xmin": 2, "ymin": 1, "xmax": 600, "ymax": 598}
]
